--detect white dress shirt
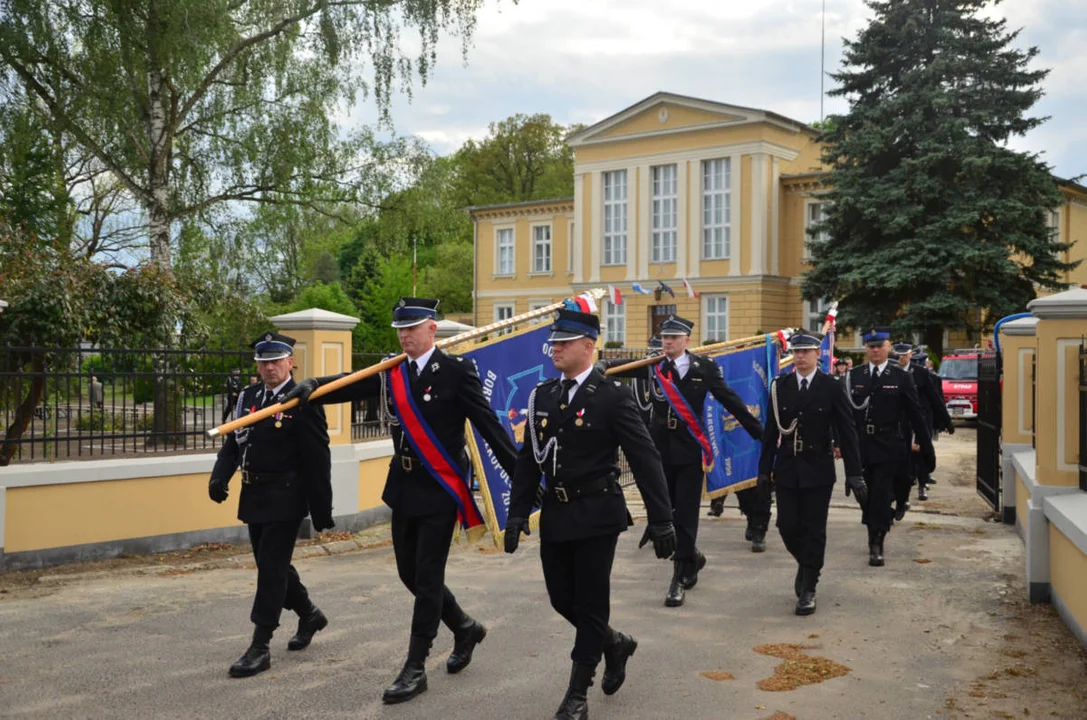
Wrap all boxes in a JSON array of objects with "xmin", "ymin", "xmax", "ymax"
[{"xmin": 562, "ymin": 366, "xmax": 595, "ymax": 403}]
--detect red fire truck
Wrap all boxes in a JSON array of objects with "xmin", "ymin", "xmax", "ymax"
[{"xmin": 939, "ymin": 348, "xmax": 980, "ymax": 419}]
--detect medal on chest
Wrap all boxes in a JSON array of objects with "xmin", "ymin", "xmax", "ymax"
[
  {"xmin": 575, "ymin": 408, "xmax": 585, "ymax": 426},
  {"xmin": 423, "ymin": 386, "xmax": 432, "ymax": 402}
]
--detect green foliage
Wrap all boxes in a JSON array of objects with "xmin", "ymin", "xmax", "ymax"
[
  {"xmin": 280, "ymin": 282, "xmax": 358, "ymax": 318},
  {"xmin": 802, "ymin": 0, "xmax": 1077, "ymax": 356},
  {"xmin": 0, "ymin": 0, "xmax": 493, "ymax": 269},
  {"xmin": 356, "ymin": 255, "xmax": 413, "ymax": 350},
  {"xmin": 451, "ymin": 114, "xmax": 576, "ymax": 207},
  {"xmin": 420, "ymin": 242, "xmax": 474, "ymax": 313}
]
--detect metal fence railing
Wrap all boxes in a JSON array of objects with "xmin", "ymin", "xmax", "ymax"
[
  {"xmin": 1, "ymin": 343, "xmax": 255, "ymax": 464},
  {"xmin": 350, "ymin": 351, "xmax": 395, "ymax": 441}
]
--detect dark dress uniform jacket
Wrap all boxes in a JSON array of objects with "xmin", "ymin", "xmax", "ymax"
[
  {"xmin": 317, "ymin": 349, "xmax": 517, "ymax": 517},
  {"xmin": 211, "ymin": 379, "xmax": 333, "ymax": 527},
  {"xmin": 758, "ymin": 371, "xmax": 862, "ymax": 488},
  {"xmin": 910, "ymin": 364, "xmax": 953, "ymax": 434},
  {"xmin": 610, "ymin": 352, "xmax": 764, "ymax": 463},
  {"xmin": 507, "ymin": 370, "xmax": 673, "ymax": 543},
  {"xmin": 846, "ymin": 364, "xmax": 933, "ymax": 467}
]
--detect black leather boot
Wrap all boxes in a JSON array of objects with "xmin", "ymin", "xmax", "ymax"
[
  {"xmin": 679, "ymin": 550, "xmax": 706, "ymax": 589},
  {"xmin": 446, "ymin": 617, "xmax": 487, "ymax": 674},
  {"xmin": 382, "ymin": 635, "xmax": 430, "ymax": 704},
  {"xmin": 795, "ymin": 567, "xmax": 818, "ymax": 616},
  {"xmin": 868, "ymin": 529, "xmax": 885, "ymax": 567},
  {"xmin": 554, "ymin": 662, "xmax": 594, "ymax": 720},
  {"xmin": 917, "ymin": 479, "xmax": 929, "ymax": 501},
  {"xmin": 601, "ymin": 628, "xmax": 637, "ymax": 695},
  {"xmin": 708, "ymin": 497, "xmax": 725, "ymax": 517},
  {"xmin": 750, "ymin": 525, "xmax": 767, "ymax": 553},
  {"xmin": 665, "ymin": 560, "xmax": 685, "ymax": 607},
  {"xmin": 287, "ymin": 607, "xmax": 328, "ymax": 651},
  {"xmin": 229, "ymin": 625, "xmax": 274, "ymax": 678},
  {"xmin": 894, "ymin": 500, "xmax": 910, "ymax": 522},
  {"xmin": 794, "ymin": 564, "xmax": 803, "ymax": 599}
]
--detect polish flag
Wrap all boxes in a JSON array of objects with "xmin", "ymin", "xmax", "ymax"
[
  {"xmin": 776, "ymin": 328, "xmax": 795, "ymax": 349},
  {"xmin": 573, "ymin": 292, "xmax": 598, "ymax": 313},
  {"xmin": 822, "ymin": 302, "xmax": 839, "ymax": 334},
  {"xmin": 608, "ymin": 285, "xmax": 623, "ymax": 305},
  {"xmin": 682, "ymin": 278, "xmax": 699, "ymax": 299}
]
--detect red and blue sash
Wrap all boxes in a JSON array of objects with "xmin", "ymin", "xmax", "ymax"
[
  {"xmin": 653, "ymin": 363, "xmax": 715, "ymax": 471},
  {"xmin": 387, "ymin": 362, "xmax": 486, "ymax": 535}
]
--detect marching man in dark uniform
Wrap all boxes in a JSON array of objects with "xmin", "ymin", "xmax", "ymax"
[
  {"xmin": 757, "ymin": 331, "xmax": 865, "ymax": 615},
  {"xmin": 504, "ymin": 308, "xmax": 676, "ymax": 720},
  {"xmin": 894, "ymin": 344, "xmax": 954, "ymax": 503},
  {"xmin": 285, "ymin": 297, "xmax": 517, "ymax": 704},
  {"xmin": 602, "ymin": 314, "xmax": 763, "ymax": 607},
  {"xmin": 208, "ymin": 332, "xmax": 334, "ymax": 678},
  {"xmin": 845, "ymin": 328, "xmax": 935, "ymax": 566}
]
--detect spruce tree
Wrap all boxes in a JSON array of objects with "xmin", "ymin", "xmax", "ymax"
[{"xmin": 802, "ymin": 0, "xmax": 1076, "ymax": 354}]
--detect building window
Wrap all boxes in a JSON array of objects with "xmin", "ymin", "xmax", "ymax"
[
  {"xmin": 702, "ymin": 158, "xmax": 730, "ymax": 259},
  {"xmin": 804, "ymin": 201, "xmax": 827, "ymax": 259},
  {"xmin": 807, "ymin": 298, "xmax": 830, "ymax": 333},
  {"xmin": 703, "ymin": 295, "xmax": 728, "ymax": 343},
  {"xmin": 605, "ymin": 301, "xmax": 625, "ymax": 345},
  {"xmin": 528, "ymin": 299, "xmax": 551, "ymax": 325},
  {"xmin": 651, "ymin": 164, "xmax": 677, "ymax": 263},
  {"xmin": 496, "ymin": 228, "xmax": 515, "ymax": 275},
  {"xmin": 603, "ymin": 170, "xmax": 628, "ymax": 266},
  {"xmin": 532, "ymin": 224, "xmax": 552, "ymax": 273},
  {"xmin": 494, "ymin": 303, "xmax": 514, "ymax": 335}
]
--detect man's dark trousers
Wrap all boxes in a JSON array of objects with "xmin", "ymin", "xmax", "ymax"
[
  {"xmin": 248, "ymin": 520, "xmax": 311, "ymax": 628},
  {"xmin": 775, "ymin": 484, "xmax": 834, "ymax": 570},
  {"xmin": 539, "ymin": 533, "xmax": 619, "ymax": 664}
]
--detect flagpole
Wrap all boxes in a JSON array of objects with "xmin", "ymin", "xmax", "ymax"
[
  {"xmin": 208, "ymin": 289, "xmax": 606, "ymax": 437},
  {"xmin": 603, "ymin": 332, "xmax": 780, "ymax": 375},
  {"xmin": 412, "ymin": 237, "xmax": 418, "ymax": 295}
]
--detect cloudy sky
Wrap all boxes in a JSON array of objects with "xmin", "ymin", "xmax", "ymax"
[{"xmin": 347, "ymin": 0, "xmax": 1085, "ymax": 180}]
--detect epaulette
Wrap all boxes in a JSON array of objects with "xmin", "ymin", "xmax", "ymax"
[{"xmin": 539, "ymin": 377, "xmax": 559, "ymax": 387}]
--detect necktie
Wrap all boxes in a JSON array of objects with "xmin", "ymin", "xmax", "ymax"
[
  {"xmin": 560, "ymin": 378, "xmax": 577, "ymax": 406},
  {"xmin": 261, "ymin": 389, "xmax": 274, "ymax": 408},
  {"xmin": 662, "ymin": 359, "xmax": 676, "ymax": 380},
  {"xmin": 408, "ymin": 361, "xmax": 419, "ymax": 384},
  {"xmin": 800, "ymin": 378, "xmax": 809, "ymax": 392}
]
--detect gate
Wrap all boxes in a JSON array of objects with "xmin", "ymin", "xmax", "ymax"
[{"xmin": 976, "ymin": 350, "xmax": 1002, "ymax": 510}]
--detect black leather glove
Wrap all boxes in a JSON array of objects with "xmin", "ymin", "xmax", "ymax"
[
  {"xmin": 756, "ymin": 473, "xmax": 772, "ymax": 505},
  {"xmin": 312, "ymin": 514, "xmax": 335, "ymax": 532},
  {"xmin": 945, "ymin": 424, "xmax": 955, "ymax": 435},
  {"xmin": 505, "ymin": 516, "xmax": 530, "ymax": 554},
  {"xmin": 844, "ymin": 475, "xmax": 868, "ymax": 509},
  {"xmin": 593, "ymin": 359, "xmax": 610, "ymax": 374},
  {"xmin": 282, "ymin": 377, "xmax": 319, "ymax": 405},
  {"xmin": 921, "ymin": 442, "xmax": 936, "ymax": 473},
  {"xmin": 638, "ymin": 521, "xmax": 676, "ymax": 559},
  {"xmin": 208, "ymin": 477, "xmax": 229, "ymax": 503}
]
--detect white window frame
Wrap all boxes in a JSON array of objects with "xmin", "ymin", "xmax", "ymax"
[
  {"xmin": 702, "ymin": 295, "xmax": 729, "ymax": 343},
  {"xmin": 602, "ymin": 170, "xmax": 628, "ymax": 266},
  {"xmin": 495, "ymin": 226, "xmax": 515, "ymax": 276},
  {"xmin": 494, "ymin": 302, "xmax": 515, "ymax": 335},
  {"xmin": 803, "ymin": 200, "xmax": 827, "ymax": 260},
  {"xmin": 528, "ymin": 299, "xmax": 552, "ymax": 325},
  {"xmin": 701, "ymin": 158, "xmax": 731, "ymax": 260},
  {"xmin": 806, "ymin": 297, "xmax": 830, "ymax": 333},
  {"xmin": 604, "ymin": 300, "xmax": 625, "ymax": 346},
  {"xmin": 651, "ymin": 164, "xmax": 678, "ymax": 263},
  {"xmin": 530, "ymin": 223, "xmax": 552, "ymax": 274}
]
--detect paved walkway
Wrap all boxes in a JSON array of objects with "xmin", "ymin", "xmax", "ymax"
[{"xmin": 1, "ymin": 430, "xmax": 1085, "ymax": 719}]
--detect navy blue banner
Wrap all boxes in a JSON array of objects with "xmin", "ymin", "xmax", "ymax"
[
  {"xmin": 703, "ymin": 340, "xmax": 778, "ymax": 496},
  {"xmin": 459, "ymin": 324, "xmax": 557, "ymax": 543}
]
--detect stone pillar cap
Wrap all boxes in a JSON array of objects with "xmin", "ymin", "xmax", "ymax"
[
  {"xmin": 1000, "ymin": 316, "xmax": 1039, "ymax": 336},
  {"xmin": 271, "ymin": 308, "xmax": 360, "ymax": 331},
  {"xmin": 1028, "ymin": 288, "xmax": 1087, "ymax": 320}
]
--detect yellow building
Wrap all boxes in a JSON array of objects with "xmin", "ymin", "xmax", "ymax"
[{"xmin": 470, "ymin": 91, "xmax": 1087, "ymax": 349}]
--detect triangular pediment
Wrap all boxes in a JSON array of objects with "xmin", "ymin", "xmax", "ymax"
[{"xmin": 566, "ymin": 92, "xmax": 811, "ymax": 147}]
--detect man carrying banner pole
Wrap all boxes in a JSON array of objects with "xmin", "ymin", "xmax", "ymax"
[
  {"xmin": 599, "ymin": 314, "xmax": 764, "ymax": 608},
  {"xmin": 757, "ymin": 331, "xmax": 865, "ymax": 615},
  {"xmin": 284, "ymin": 297, "xmax": 517, "ymax": 704},
  {"xmin": 504, "ymin": 307, "xmax": 676, "ymax": 720}
]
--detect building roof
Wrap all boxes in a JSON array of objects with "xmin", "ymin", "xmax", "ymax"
[
  {"xmin": 565, "ymin": 91, "xmax": 815, "ymax": 147},
  {"xmin": 466, "ymin": 197, "xmax": 575, "ymax": 215}
]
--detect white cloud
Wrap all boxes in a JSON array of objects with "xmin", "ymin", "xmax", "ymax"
[{"xmin": 343, "ymin": 0, "xmax": 1084, "ymax": 175}]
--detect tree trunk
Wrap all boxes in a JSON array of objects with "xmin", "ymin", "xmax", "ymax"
[
  {"xmin": 0, "ymin": 354, "xmax": 46, "ymax": 466},
  {"xmin": 146, "ymin": 1, "xmax": 172, "ymax": 273}
]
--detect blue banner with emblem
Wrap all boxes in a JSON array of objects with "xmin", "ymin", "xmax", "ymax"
[
  {"xmin": 458, "ymin": 324, "xmax": 558, "ymax": 545},
  {"xmin": 819, "ymin": 331, "xmax": 834, "ymax": 373},
  {"xmin": 702, "ymin": 340, "xmax": 778, "ymax": 497}
]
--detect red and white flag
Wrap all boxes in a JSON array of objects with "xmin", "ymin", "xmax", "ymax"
[
  {"xmin": 822, "ymin": 302, "xmax": 839, "ymax": 334},
  {"xmin": 607, "ymin": 285, "xmax": 623, "ymax": 305},
  {"xmin": 573, "ymin": 292, "xmax": 598, "ymax": 313},
  {"xmin": 682, "ymin": 278, "xmax": 699, "ymax": 299}
]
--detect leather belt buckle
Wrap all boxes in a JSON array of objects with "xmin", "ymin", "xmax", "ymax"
[
  {"xmin": 667, "ymin": 417, "xmax": 678, "ymax": 430},
  {"xmin": 866, "ymin": 424, "xmax": 876, "ymax": 435},
  {"xmin": 400, "ymin": 456, "xmax": 414, "ymax": 472},
  {"xmin": 555, "ymin": 486, "xmax": 569, "ymax": 503}
]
